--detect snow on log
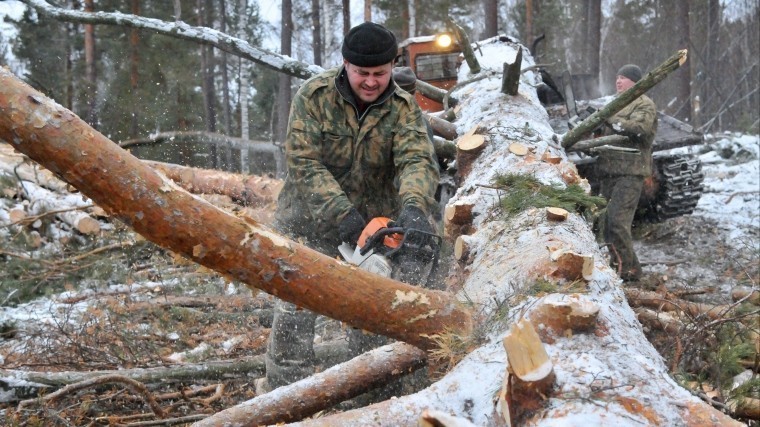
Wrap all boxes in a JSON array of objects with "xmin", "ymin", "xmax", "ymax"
[{"xmin": 278, "ymin": 37, "xmax": 740, "ymax": 426}]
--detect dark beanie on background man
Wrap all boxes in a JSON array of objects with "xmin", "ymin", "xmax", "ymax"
[
  {"xmin": 342, "ymin": 22, "xmax": 397, "ymax": 67},
  {"xmin": 393, "ymin": 66, "xmax": 417, "ymax": 93},
  {"xmin": 617, "ymin": 64, "xmax": 643, "ymax": 83}
]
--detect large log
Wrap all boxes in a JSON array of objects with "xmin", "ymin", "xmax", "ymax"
[{"xmin": 0, "ymin": 68, "xmax": 472, "ymax": 352}]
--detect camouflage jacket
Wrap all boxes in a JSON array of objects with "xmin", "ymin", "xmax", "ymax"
[
  {"xmin": 275, "ymin": 66, "xmax": 439, "ymax": 243},
  {"xmin": 601, "ymin": 94, "xmax": 658, "ymax": 176}
]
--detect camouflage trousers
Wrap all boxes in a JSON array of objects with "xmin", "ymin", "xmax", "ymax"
[
  {"xmin": 265, "ymin": 219, "xmax": 387, "ymax": 389},
  {"xmin": 599, "ymin": 175, "xmax": 644, "ymax": 281},
  {"xmin": 265, "ymin": 300, "xmax": 387, "ymax": 389}
]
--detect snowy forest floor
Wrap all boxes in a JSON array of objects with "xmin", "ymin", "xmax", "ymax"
[{"xmin": 0, "ymin": 133, "xmax": 758, "ymax": 425}]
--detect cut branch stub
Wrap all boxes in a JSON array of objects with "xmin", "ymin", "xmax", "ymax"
[
  {"xmin": 527, "ymin": 293, "xmax": 600, "ymax": 342},
  {"xmin": 454, "ymin": 235, "xmax": 475, "ymax": 262},
  {"xmin": 455, "ymin": 126, "xmax": 487, "ymax": 184},
  {"xmin": 445, "ymin": 202, "xmax": 474, "ymax": 226},
  {"xmin": 500, "ymin": 319, "xmax": 555, "ymax": 425},
  {"xmin": 545, "ymin": 207, "xmax": 569, "ymax": 221},
  {"xmin": 540, "ymin": 151, "xmax": 562, "ymax": 164},
  {"xmin": 508, "ymin": 142, "xmax": 529, "ymax": 156},
  {"xmin": 549, "ymin": 249, "xmax": 594, "ymax": 282}
]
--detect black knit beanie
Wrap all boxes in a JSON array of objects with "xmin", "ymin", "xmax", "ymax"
[
  {"xmin": 617, "ymin": 64, "xmax": 643, "ymax": 83},
  {"xmin": 342, "ymin": 22, "xmax": 398, "ymax": 67}
]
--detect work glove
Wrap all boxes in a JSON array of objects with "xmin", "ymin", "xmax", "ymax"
[
  {"xmin": 338, "ymin": 208, "xmax": 366, "ymax": 245},
  {"xmin": 394, "ymin": 205, "xmax": 434, "ymax": 246}
]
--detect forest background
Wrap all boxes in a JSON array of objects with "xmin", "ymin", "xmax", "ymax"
[{"xmin": 0, "ymin": 0, "xmax": 758, "ymax": 165}]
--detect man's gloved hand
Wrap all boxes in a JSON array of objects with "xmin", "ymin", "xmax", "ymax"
[
  {"xmin": 339, "ymin": 208, "xmax": 366, "ymax": 245},
  {"xmin": 394, "ymin": 205, "xmax": 434, "ymax": 245}
]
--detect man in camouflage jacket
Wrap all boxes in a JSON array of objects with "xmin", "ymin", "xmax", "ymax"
[
  {"xmin": 264, "ymin": 22, "xmax": 440, "ymax": 390},
  {"xmin": 596, "ymin": 64, "xmax": 657, "ymax": 282}
]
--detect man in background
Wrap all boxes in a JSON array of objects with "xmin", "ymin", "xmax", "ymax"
[{"xmin": 596, "ymin": 64, "xmax": 657, "ymax": 282}]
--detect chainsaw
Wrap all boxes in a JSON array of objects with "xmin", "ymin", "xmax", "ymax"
[{"xmin": 338, "ymin": 217, "xmax": 442, "ymax": 287}]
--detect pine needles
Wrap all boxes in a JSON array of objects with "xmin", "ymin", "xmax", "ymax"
[{"xmin": 490, "ymin": 173, "xmax": 606, "ymax": 218}]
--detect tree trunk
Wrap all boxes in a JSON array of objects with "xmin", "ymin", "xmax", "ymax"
[
  {"xmin": 483, "ymin": 0, "xmax": 498, "ymax": 38},
  {"xmin": 144, "ymin": 160, "xmax": 282, "ymax": 207},
  {"xmin": 83, "ymin": 0, "xmax": 97, "ymax": 128},
  {"xmin": 237, "ymin": 0, "xmax": 250, "ymax": 173},
  {"xmin": 525, "ymin": 0, "xmax": 533, "ymax": 49},
  {"xmin": 364, "ymin": 0, "xmax": 371, "ymax": 22},
  {"xmin": 198, "ymin": 0, "xmax": 217, "ymax": 138},
  {"xmin": 276, "ymin": 0, "xmax": 293, "ymax": 144},
  {"xmin": 342, "ymin": 0, "xmax": 350, "ymax": 36},
  {"xmin": 0, "ymin": 68, "xmax": 472, "ymax": 352},
  {"xmin": 128, "ymin": 0, "xmax": 140, "ymax": 137},
  {"xmin": 311, "ymin": 0, "xmax": 322, "ymax": 66},
  {"xmin": 586, "ymin": 0, "xmax": 601, "ymax": 97},
  {"xmin": 218, "ymin": 0, "xmax": 233, "ymax": 140},
  {"xmin": 673, "ymin": 0, "xmax": 692, "ymax": 123}
]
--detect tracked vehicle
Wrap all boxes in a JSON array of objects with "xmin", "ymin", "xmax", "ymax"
[{"xmin": 546, "ymin": 76, "xmax": 706, "ymax": 223}]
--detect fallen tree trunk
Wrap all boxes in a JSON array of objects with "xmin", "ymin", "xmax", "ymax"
[
  {"xmin": 194, "ymin": 343, "xmax": 426, "ymax": 427},
  {"xmin": 0, "ymin": 68, "xmax": 472, "ymax": 352},
  {"xmin": 145, "ymin": 160, "xmax": 282, "ymax": 207},
  {"xmin": 0, "ymin": 142, "xmax": 71, "ymax": 192},
  {"xmin": 625, "ymin": 288, "xmax": 733, "ymax": 321}
]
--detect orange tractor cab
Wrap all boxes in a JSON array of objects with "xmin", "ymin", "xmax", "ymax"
[{"xmin": 396, "ymin": 34, "xmax": 462, "ymax": 112}]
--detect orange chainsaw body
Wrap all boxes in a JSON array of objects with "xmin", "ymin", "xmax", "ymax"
[{"xmin": 357, "ymin": 217, "xmax": 402, "ymax": 249}]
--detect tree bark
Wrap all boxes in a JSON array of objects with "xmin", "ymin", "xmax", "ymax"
[
  {"xmin": 342, "ymin": 0, "xmax": 350, "ymax": 36},
  {"xmin": 501, "ymin": 46, "xmax": 522, "ymax": 96},
  {"xmin": 0, "ymin": 68, "xmax": 473, "ymax": 352},
  {"xmin": 198, "ymin": 0, "xmax": 217, "ymax": 138},
  {"xmin": 0, "ymin": 356, "xmax": 266, "ymax": 390},
  {"xmin": 585, "ymin": 0, "xmax": 601, "ymax": 96}
]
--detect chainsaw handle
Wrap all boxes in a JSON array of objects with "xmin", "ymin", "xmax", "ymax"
[{"xmin": 359, "ymin": 227, "xmax": 405, "ymax": 256}]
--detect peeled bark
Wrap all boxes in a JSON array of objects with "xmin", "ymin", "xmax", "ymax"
[{"xmin": 0, "ymin": 68, "xmax": 472, "ymax": 352}]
